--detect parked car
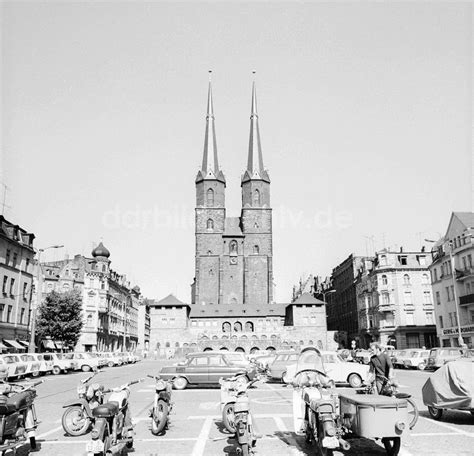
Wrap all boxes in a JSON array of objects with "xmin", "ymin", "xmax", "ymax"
[
  {"xmin": 426, "ymin": 347, "xmax": 464, "ymax": 370},
  {"xmin": 268, "ymin": 350, "xmax": 299, "ymax": 381},
  {"xmin": 71, "ymin": 353, "xmax": 101, "ymax": 372},
  {"xmin": 284, "ymin": 350, "xmax": 369, "ymax": 388},
  {"xmin": 353, "ymin": 349, "xmax": 372, "ymax": 365},
  {"xmin": 390, "ymin": 349, "xmax": 402, "ymax": 365},
  {"xmin": 393, "ymin": 350, "xmax": 410, "ymax": 368},
  {"xmin": 19, "ymin": 354, "xmax": 41, "ymax": 377},
  {"xmin": 0, "ymin": 354, "xmax": 27, "ymax": 380},
  {"xmin": 0, "ymin": 357, "xmax": 9, "ymax": 380},
  {"xmin": 29, "ymin": 353, "xmax": 53, "ymax": 376},
  {"xmin": 403, "ymin": 349, "xmax": 430, "ymax": 370},
  {"xmin": 252, "ymin": 353, "xmax": 277, "ymax": 372},
  {"xmin": 42, "ymin": 352, "xmax": 77, "ymax": 375},
  {"xmin": 213, "ymin": 351, "xmax": 250, "ymax": 367},
  {"xmin": 99, "ymin": 352, "xmax": 123, "ymax": 367},
  {"xmin": 159, "ymin": 351, "xmax": 257, "ymax": 390},
  {"xmin": 86, "ymin": 352, "xmax": 107, "ymax": 368}
]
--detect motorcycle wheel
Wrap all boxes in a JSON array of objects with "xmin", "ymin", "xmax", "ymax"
[
  {"xmin": 382, "ymin": 437, "xmax": 401, "ymax": 456},
  {"xmin": 126, "ymin": 437, "xmax": 133, "ymax": 449},
  {"xmin": 428, "ymin": 406, "xmax": 443, "ymax": 420},
  {"xmin": 222, "ymin": 402, "xmax": 236, "ymax": 433},
  {"xmin": 62, "ymin": 405, "xmax": 91, "ymax": 436},
  {"xmin": 316, "ymin": 421, "xmax": 334, "ymax": 456},
  {"xmin": 151, "ymin": 400, "xmax": 169, "ymax": 435},
  {"xmin": 240, "ymin": 443, "xmax": 250, "ymax": 456},
  {"xmin": 30, "ymin": 436, "xmax": 37, "ymax": 450}
]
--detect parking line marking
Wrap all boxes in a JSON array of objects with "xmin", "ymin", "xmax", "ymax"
[
  {"xmin": 411, "ymin": 432, "xmax": 460, "ymax": 436},
  {"xmin": 273, "ymin": 416, "xmax": 287, "ymax": 432},
  {"xmin": 420, "ymin": 417, "xmax": 474, "ymax": 437},
  {"xmin": 190, "ymin": 416, "xmax": 213, "ymax": 456},
  {"xmin": 36, "ymin": 425, "xmax": 63, "ymax": 439}
]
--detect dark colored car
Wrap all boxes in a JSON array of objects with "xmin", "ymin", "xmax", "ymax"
[
  {"xmin": 159, "ymin": 352, "xmax": 257, "ymax": 390},
  {"xmin": 426, "ymin": 347, "xmax": 464, "ymax": 370}
]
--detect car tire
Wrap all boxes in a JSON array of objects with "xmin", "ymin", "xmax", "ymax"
[
  {"xmin": 428, "ymin": 406, "xmax": 443, "ymax": 420},
  {"xmin": 108, "ymin": 362, "xmax": 114, "ymax": 368},
  {"xmin": 173, "ymin": 377, "xmax": 188, "ymax": 390},
  {"xmin": 281, "ymin": 371, "xmax": 289, "ymax": 384},
  {"xmin": 81, "ymin": 365, "xmax": 91, "ymax": 372},
  {"xmin": 348, "ymin": 373, "xmax": 363, "ymax": 388},
  {"xmin": 52, "ymin": 366, "xmax": 61, "ymax": 375},
  {"xmin": 418, "ymin": 363, "xmax": 426, "ymax": 371}
]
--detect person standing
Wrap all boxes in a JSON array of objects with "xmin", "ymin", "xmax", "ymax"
[{"xmin": 367, "ymin": 342, "xmax": 394, "ymax": 394}]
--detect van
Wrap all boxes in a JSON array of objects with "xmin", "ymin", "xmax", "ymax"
[{"xmin": 426, "ymin": 347, "xmax": 463, "ymax": 370}]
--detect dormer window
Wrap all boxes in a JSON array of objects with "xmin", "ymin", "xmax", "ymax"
[
  {"xmin": 206, "ymin": 188, "xmax": 214, "ymax": 206},
  {"xmin": 206, "ymin": 219, "xmax": 214, "ymax": 230},
  {"xmin": 253, "ymin": 189, "xmax": 261, "ymax": 206}
]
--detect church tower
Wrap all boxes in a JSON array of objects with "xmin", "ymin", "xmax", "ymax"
[
  {"xmin": 194, "ymin": 77, "xmax": 226, "ymax": 306},
  {"xmin": 241, "ymin": 79, "xmax": 274, "ymax": 305}
]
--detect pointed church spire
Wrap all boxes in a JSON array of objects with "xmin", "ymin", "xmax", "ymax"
[
  {"xmin": 243, "ymin": 73, "xmax": 270, "ymax": 183},
  {"xmin": 197, "ymin": 71, "xmax": 225, "ymax": 183}
]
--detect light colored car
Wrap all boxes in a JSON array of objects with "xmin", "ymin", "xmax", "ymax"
[
  {"xmin": 87, "ymin": 352, "xmax": 107, "ymax": 368},
  {"xmin": 403, "ymin": 349, "xmax": 430, "ymax": 370},
  {"xmin": 0, "ymin": 358, "xmax": 9, "ymax": 380},
  {"xmin": 19, "ymin": 354, "xmax": 41, "ymax": 377},
  {"xmin": 0, "ymin": 354, "xmax": 27, "ymax": 379},
  {"xmin": 284, "ymin": 350, "xmax": 369, "ymax": 388},
  {"xmin": 42, "ymin": 352, "xmax": 77, "ymax": 375},
  {"xmin": 29, "ymin": 353, "xmax": 54, "ymax": 376},
  {"xmin": 99, "ymin": 352, "xmax": 123, "ymax": 367},
  {"xmin": 353, "ymin": 349, "xmax": 372, "ymax": 365},
  {"xmin": 71, "ymin": 352, "xmax": 101, "ymax": 372},
  {"xmin": 268, "ymin": 351, "xmax": 300, "ymax": 381},
  {"xmin": 393, "ymin": 350, "xmax": 410, "ymax": 368}
]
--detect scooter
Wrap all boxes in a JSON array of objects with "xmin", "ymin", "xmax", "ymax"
[
  {"xmin": 219, "ymin": 374, "xmax": 249, "ymax": 433},
  {"xmin": 233, "ymin": 377, "xmax": 260, "ymax": 456},
  {"xmin": 62, "ymin": 371, "xmax": 104, "ymax": 436},
  {"xmin": 147, "ymin": 374, "xmax": 173, "ymax": 435},
  {"xmin": 86, "ymin": 379, "xmax": 143, "ymax": 456},
  {"xmin": 0, "ymin": 379, "xmax": 43, "ymax": 455}
]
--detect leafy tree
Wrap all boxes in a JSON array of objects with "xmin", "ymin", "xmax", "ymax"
[{"xmin": 36, "ymin": 289, "xmax": 84, "ymax": 349}]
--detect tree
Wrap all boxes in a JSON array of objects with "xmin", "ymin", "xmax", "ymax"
[{"xmin": 36, "ymin": 289, "xmax": 84, "ymax": 349}]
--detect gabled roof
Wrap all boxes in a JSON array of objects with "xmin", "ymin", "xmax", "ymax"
[
  {"xmin": 223, "ymin": 217, "xmax": 244, "ymax": 237},
  {"xmin": 291, "ymin": 293, "xmax": 325, "ymax": 306},
  {"xmin": 452, "ymin": 212, "xmax": 474, "ymax": 229},
  {"xmin": 154, "ymin": 294, "xmax": 189, "ymax": 307}
]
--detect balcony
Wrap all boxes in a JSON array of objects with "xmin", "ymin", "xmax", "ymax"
[
  {"xmin": 460, "ymin": 293, "xmax": 474, "ymax": 306},
  {"xmin": 98, "ymin": 303, "xmax": 108, "ymax": 313},
  {"xmin": 378, "ymin": 303, "xmax": 394, "ymax": 312}
]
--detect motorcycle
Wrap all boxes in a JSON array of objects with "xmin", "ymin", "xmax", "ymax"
[
  {"xmin": 233, "ymin": 377, "xmax": 260, "ymax": 456},
  {"xmin": 86, "ymin": 379, "xmax": 143, "ymax": 456},
  {"xmin": 147, "ymin": 374, "xmax": 172, "ymax": 435},
  {"xmin": 0, "ymin": 379, "xmax": 43, "ymax": 455},
  {"xmin": 219, "ymin": 374, "xmax": 249, "ymax": 433},
  {"xmin": 62, "ymin": 371, "xmax": 105, "ymax": 436}
]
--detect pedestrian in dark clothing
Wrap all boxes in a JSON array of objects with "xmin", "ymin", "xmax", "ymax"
[{"xmin": 367, "ymin": 342, "xmax": 394, "ymax": 394}]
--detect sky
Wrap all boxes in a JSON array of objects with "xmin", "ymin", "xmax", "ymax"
[{"xmin": 1, "ymin": 1, "xmax": 472, "ymax": 303}]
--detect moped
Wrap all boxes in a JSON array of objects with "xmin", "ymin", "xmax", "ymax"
[
  {"xmin": 62, "ymin": 371, "xmax": 104, "ymax": 436},
  {"xmin": 219, "ymin": 374, "xmax": 249, "ymax": 433},
  {"xmin": 147, "ymin": 374, "xmax": 172, "ymax": 435},
  {"xmin": 233, "ymin": 377, "xmax": 260, "ymax": 456},
  {"xmin": 86, "ymin": 379, "xmax": 142, "ymax": 456},
  {"xmin": 0, "ymin": 379, "xmax": 43, "ymax": 455}
]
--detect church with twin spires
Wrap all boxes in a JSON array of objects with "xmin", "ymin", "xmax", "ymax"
[{"xmin": 148, "ymin": 78, "xmax": 335, "ymax": 355}]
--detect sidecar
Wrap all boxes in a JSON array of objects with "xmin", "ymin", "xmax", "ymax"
[{"xmin": 422, "ymin": 359, "xmax": 474, "ymax": 420}]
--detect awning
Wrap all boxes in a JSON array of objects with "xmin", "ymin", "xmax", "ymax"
[
  {"xmin": 17, "ymin": 340, "xmax": 29, "ymax": 348},
  {"xmin": 3, "ymin": 340, "xmax": 25, "ymax": 350},
  {"xmin": 42, "ymin": 339, "xmax": 56, "ymax": 349},
  {"xmin": 0, "ymin": 342, "xmax": 7, "ymax": 350}
]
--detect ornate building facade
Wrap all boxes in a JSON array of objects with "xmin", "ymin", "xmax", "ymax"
[{"xmin": 149, "ymin": 80, "xmax": 335, "ymax": 355}]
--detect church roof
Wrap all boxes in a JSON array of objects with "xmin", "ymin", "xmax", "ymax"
[
  {"xmin": 452, "ymin": 212, "xmax": 474, "ymax": 229},
  {"xmin": 190, "ymin": 303, "xmax": 288, "ymax": 318},
  {"xmin": 223, "ymin": 217, "xmax": 244, "ymax": 237},
  {"xmin": 152, "ymin": 294, "xmax": 190, "ymax": 307},
  {"xmin": 291, "ymin": 293, "xmax": 326, "ymax": 306}
]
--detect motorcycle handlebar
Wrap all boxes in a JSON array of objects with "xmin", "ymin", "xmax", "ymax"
[{"xmin": 147, "ymin": 374, "xmax": 162, "ymax": 381}]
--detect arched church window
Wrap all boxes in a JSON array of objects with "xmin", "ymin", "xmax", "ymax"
[
  {"xmin": 234, "ymin": 321, "xmax": 242, "ymax": 332},
  {"xmin": 222, "ymin": 322, "xmax": 231, "ymax": 333},
  {"xmin": 253, "ymin": 245, "xmax": 259, "ymax": 254},
  {"xmin": 230, "ymin": 297, "xmax": 237, "ymax": 306},
  {"xmin": 229, "ymin": 241, "xmax": 238, "ymax": 255},
  {"xmin": 245, "ymin": 321, "xmax": 254, "ymax": 332},
  {"xmin": 207, "ymin": 219, "xmax": 214, "ymax": 230},
  {"xmin": 253, "ymin": 189, "xmax": 261, "ymax": 206},
  {"xmin": 207, "ymin": 188, "xmax": 214, "ymax": 206}
]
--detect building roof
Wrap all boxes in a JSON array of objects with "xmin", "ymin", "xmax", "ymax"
[
  {"xmin": 290, "ymin": 293, "xmax": 325, "ymax": 306},
  {"xmin": 190, "ymin": 303, "xmax": 288, "ymax": 318},
  {"xmin": 223, "ymin": 217, "xmax": 243, "ymax": 237},
  {"xmin": 92, "ymin": 242, "xmax": 110, "ymax": 259},
  {"xmin": 152, "ymin": 294, "xmax": 190, "ymax": 307},
  {"xmin": 452, "ymin": 212, "xmax": 474, "ymax": 229}
]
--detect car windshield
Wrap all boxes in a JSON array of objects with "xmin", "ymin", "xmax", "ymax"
[
  {"xmin": 296, "ymin": 347, "xmax": 325, "ymax": 374},
  {"xmin": 409, "ymin": 351, "xmax": 420, "ymax": 357},
  {"xmin": 3, "ymin": 356, "xmax": 17, "ymax": 364},
  {"xmin": 62, "ymin": 353, "xmax": 74, "ymax": 360},
  {"xmin": 224, "ymin": 354, "xmax": 245, "ymax": 362}
]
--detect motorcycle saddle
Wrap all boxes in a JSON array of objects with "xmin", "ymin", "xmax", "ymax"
[
  {"xmin": 5, "ymin": 391, "xmax": 35, "ymax": 411},
  {"xmin": 0, "ymin": 401, "xmax": 16, "ymax": 415},
  {"xmin": 92, "ymin": 402, "xmax": 119, "ymax": 418}
]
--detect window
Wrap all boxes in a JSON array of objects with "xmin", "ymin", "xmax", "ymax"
[
  {"xmin": 222, "ymin": 322, "xmax": 231, "ymax": 332},
  {"xmin": 439, "ymin": 315, "xmax": 443, "ymax": 328},
  {"xmin": 449, "ymin": 313, "xmax": 453, "ymax": 327},
  {"xmin": 23, "ymin": 283, "xmax": 28, "ymax": 300},
  {"xmin": 6, "ymin": 305, "xmax": 12, "ymax": 323},
  {"xmin": 435, "ymin": 291, "xmax": 441, "ymax": 305},
  {"xmin": 433, "ymin": 268, "xmax": 438, "ymax": 281},
  {"xmin": 422, "ymin": 274, "xmax": 429, "ymax": 285},
  {"xmin": 9, "ymin": 278, "xmax": 15, "ymax": 296},
  {"xmin": 189, "ymin": 357, "xmax": 208, "ymax": 366},
  {"xmin": 206, "ymin": 219, "xmax": 214, "ymax": 230},
  {"xmin": 453, "ymin": 312, "xmax": 458, "ymax": 326},
  {"xmin": 208, "ymin": 356, "xmax": 225, "ymax": 366},
  {"xmin": 5, "ymin": 250, "xmax": 10, "ymax": 265},
  {"xmin": 229, "ymin": 241, "xmax": 238, "ymax": 255},
  {"xmin": 399, "ymin": 256, "xmax": 407, "ymax": 265},
  {"xmin": 12, "ymin": 253, "xmax": 17, "ymax": 267},
  {"xmin": 382, "ymin": 293, "xmax": 390, "ymax": 305},
  {"xmin": 2, "ymin": 276, "xmax": 7, "ymax": 294},
  {"xmin": 419, "ymin": 256, "xmax": 426, "ymax": 266},
  {"xmin": 380, "ymin": 255, "xmax": 387, "ymax": 266},
  {"xmin": 404, "ymin": 291, "xmax": 412, "ymax": 305},
  {"xmin": 381, "ymin": 275, "xmax": 388, "ymax": 285},
  {"xmin": 87, "ymin": 314, "xmax": 93, "ymax": 327},
  {"xmin": 403, "ymin": 274, "xmax": 410, "ymax": 285},
  {"xmin": 466, "ymin": 283, "xmax": 471, "ymax": 294},
  {"xmin": 253, "ymin": 245, "xmax": 259, "ymax": 254},
  {"xmin": 20, "ymin": 308, "xmax": 25, "ymax": 325},
  {"xmin": 234, "ymin": 321, "xmax": 242, "ymax": 332},
  {"xmin": 468, "ymin": 254, "xmax": 472, "ymax": 268},
  {"xmin": 406, "ymin": 313, "xmax": 414, "ymax": 325},
  {"xmin": 62, "ymin": 283, "xmax": 70, "ymax": 291},
  {"xmin": 462, "ymin": 257, "xmax": 467, "ymax": 270},
  {"xmin": 423, "ymin": 291, "xmax": 431, "ymax": 304},
  {"xmin": 426, "ymin": 312, "xmax": 434, "ymax": 324},
  {"xmin": 445, "ymin": 286, "xmax": 451, "ymax": 301},
  {"xmin": 206, "ymin": 188, "xmax": 214, "ymax": 206},
  {"xmin": 25, "ymin": 258, "xmax": 30, "ymax": 273},
  {"xmin": 450, "ymin": 285, "xmax": 454, "ymax": 301},
  {"xmin": 253, "ymin": 189, "xmax": 261, "ymax": 206},
  {"xmin": 368, "ymin": 316, "xmax": 374, "ymax": 328}
]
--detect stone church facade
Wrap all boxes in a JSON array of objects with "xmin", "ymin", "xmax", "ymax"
[{"xmin": 149, "ymin": 80, "xmax": 336, "ymax": 355}]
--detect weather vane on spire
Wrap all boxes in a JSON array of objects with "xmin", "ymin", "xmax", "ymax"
[{"xmin": 208, "ymin": 69, "xmax": 212, "ymax": 81}]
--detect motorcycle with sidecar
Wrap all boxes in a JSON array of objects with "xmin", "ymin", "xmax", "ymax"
[{"xmin": 292, "ymin": 346, "xmax": 413, "ymax": 456}]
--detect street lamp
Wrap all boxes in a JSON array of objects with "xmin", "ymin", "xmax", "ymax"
[
  {"xmin": 29, "ymin": 244, "xmax": 64, "ymax": 352},
  {"xmin": 425, "ymin": 238, "xmax": 463, "ymax": 347}
]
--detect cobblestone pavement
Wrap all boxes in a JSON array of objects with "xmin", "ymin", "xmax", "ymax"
[{"xmin": 8, "ymin": 359, "xmax": 474, "ymax": 455}]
